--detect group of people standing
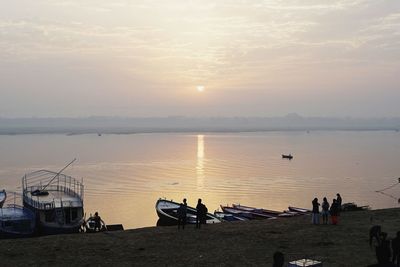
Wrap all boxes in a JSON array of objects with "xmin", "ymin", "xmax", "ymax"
[
  {"xmin": 177, "ymin": 198, "xmax": 208, "ymax": 230},
  {"xmin": 312, "ymin": 193, "xmax": 342, "ymax": 225}
]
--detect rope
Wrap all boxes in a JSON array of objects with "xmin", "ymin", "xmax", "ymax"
[
  {"xmin": 375, "ymin": 177, "xmax": 400, "ymax": 193},
  {"xmin": 374, "ymin": 177, "xmax": 400, "ymax": 203}
]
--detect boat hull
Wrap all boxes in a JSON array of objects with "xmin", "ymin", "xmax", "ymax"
[{"xmin": 156, "ymin": 199, "xmax": 221, "ymax": 225}]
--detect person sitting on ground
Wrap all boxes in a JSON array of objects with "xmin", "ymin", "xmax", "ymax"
[
  {"xmin": 370, "ymin": 225, "xmax": 382, "ymax": 248},
  {"xmin": 93, "ymin": 212, "xmax": 105, "ymax": 232},
  {"xmin": 392, "ymin": 231, "xmax": 400, "ymax": 266},
  {"xmin": 272, "ymin": 251, "xmax": 284, "ymax": 267}
]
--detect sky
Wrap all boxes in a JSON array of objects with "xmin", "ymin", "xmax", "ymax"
[{"xmin": 0, "ymin": 0, "xmax": 399, "ymax": 117}]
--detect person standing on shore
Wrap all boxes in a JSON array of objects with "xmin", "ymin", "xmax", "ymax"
[
  {"xmin": 177, "ymin": 202, "xmax": 187, "ymax": 230},
  {"xmin": 321, "ymin": 197, "xmax": 330, "ymax": 225},
  {"xmin": 330, "ymin": 199, "xmax": 339, "ymax": 225},
  {"xmin": 336, "ymin": 193, "xmax": 342, "ymax": 213},
  {"xmin": 392, "ymin": 231, "xmax": 400, "ymax": 266},
  {"xmin": 196, "ymin": 198, "xmax": 205, "ymax": 229},
  {"xmin": 311, "ymin": 198, "xmax": 320, "ymax": 225}
]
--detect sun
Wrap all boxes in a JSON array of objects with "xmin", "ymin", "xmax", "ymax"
[{"xmin": 196, "ymin": 85, "xmax": 205, "ymax": 92}]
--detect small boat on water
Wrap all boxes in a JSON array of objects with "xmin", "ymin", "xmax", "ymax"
[
  {"xmin": 156, "ymin": 199, "xmax": 221, "ymax": 225},
  {"xmin": 22, "ymin": 167, "xmax": 85, "ymax": 235},
  {"xmin": 0, "ymin": 190, "xmax": 6, "ymax": 208},
  {"xmin": 232, "ymin": 204, "xmax": 297, "ymax": 218},
  {"xmin": 214, "ymin": 211, "xmax": 248, "ymax": 222},
  {"xmin": 0, "ymin": 192, "xmax": 36, "ymax": 238},
  {"xmin": 282, "ymin": 154, "xmax": 293, "ymax": 160},
  {"xmin": 288, "ymin": 206, "xmax": 311, "ymax": 214}
]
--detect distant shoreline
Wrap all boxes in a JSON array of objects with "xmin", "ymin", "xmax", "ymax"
[{"xmin": 0, "ymin": 127, "xmax": 399, "ymax": 136}]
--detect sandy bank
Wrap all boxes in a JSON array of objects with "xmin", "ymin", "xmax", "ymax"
[{"xmin": 1, "ymin": 208, "xmax": 399, "ymax": 266}]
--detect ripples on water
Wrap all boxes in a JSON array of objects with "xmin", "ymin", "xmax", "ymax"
[{"xmin": 0, "ymin": 131, "xmax": 399, "ymax": 229}]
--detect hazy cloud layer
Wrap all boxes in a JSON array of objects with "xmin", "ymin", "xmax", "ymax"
[{"xmin": 0, "ymin": 0, "xmax": 399, "ymax": 117}]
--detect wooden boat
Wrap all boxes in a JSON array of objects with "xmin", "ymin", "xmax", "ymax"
[
  {"xmin": 341, "ymin": 202, "xmax": 370, "ymax": 212},
  {"xmin": 288, "ymin": 206, "xmax": 311, "ymax": 214},
  {"xmin": 232, "ymin": 204, "xmax": 297, "ymax": 218},
  {"xmin": 0, "ymin": 192, "xmax": 36, "ymax": 238},
  {"xmin": 221, "ymin": 205, "xmax": 275, "ymax": 220},
  {"xmin": 282, "ymin": 154, "xmax": 293, "ymax": 159},
  {"xmin": 0, "ymin": 190, "xmax": 6, "ymax": 208},
  {"xmin": 156, "ymin": 199, "xmax": 221, "ymax": 225},
  {"xmin": 214, "ymin": 211, "xmax": 248, "ymax": 222},
  {"xmin": 22, "ymin": 169, "xmax": 84, "ymax": 235}
]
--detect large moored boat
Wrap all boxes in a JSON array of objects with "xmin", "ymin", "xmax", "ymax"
[
  {"xmin": 0, "ymin": 191, "xmax": 36, "ymax": 238},
  {"xmin": 22, "ymin": 169, "xmax": 84, "ymax": 235}
]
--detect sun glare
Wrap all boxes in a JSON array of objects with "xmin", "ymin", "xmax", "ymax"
[{"xmin": 197, "ymin": 85, "xmax": 205, "ymax": 92}]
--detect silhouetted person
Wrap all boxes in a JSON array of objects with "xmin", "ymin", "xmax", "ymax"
[
  {"xmin": 93, "ymin": 212, "xmax": 105, "ymax": 232},
  {"xmin": 311, "ymin": 197, "xmax": 320, "ymax": 224},
  {"xmin": 392, "ymin": 231, "xmax": 400, "ymax": 266},
  {"xmin": 336, "ymin": 193, "xmax": 342, "ymax": 214},
  {"xmin": 374, "ymin": 232, "xmax": 395, "ymax": 266},
  {"xmin": 370, "ymin": 225, "xmax": 382, "ymax": 248},
  {"xmin": 321, "ymin": 197, "xmax": 330, "ymax": 225},
  {"xmin": 177, "ymin": 202, "xmax": 187, "ymax": 230},
  {"xmin": 273, "ymin": 251, "xmax": 284, "ymax": 267},
  {"xmin": 330, "ymin": 199, "xmax": 339, "ymax": 225},
  {"xmin": 196, "ymin": 199, "xmax": 205, "ymax": 229}
]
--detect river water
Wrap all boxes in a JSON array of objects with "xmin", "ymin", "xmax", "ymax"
[{"xmin": 0, "ymin": 131, "xmax": 399, "ymax": 229}]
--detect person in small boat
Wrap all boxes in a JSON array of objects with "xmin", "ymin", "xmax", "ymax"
[
  {"xmin": 321, "ymin": 197, "xmax": 330, "ymax": 225},
  {"xmin": 330, "ymin": 199, "xmax": 339, "ymax": 225},
  {"xmin": 311, "ymin": 197, "xmax": 320, "ymax": 225},
  {"xmin": 177, "ymin": 202, "xmax": 187, "ymax": 230},
  {"xmin": 392, "ymin": 231, "xmax": 400, "ymax": 266},
  {"xmin": 93, "ymin": 212, "xmax": 105, "ymax": 232}
]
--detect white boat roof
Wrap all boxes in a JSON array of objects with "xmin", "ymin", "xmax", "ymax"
[{"xmin": 27, "ymin": 190, "xmax": 82, "ymax": 207}]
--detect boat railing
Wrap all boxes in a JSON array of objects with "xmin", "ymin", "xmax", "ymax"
[
  {"xmin": 22, "ymin": 170, "xmax": 84, "ymax": 210},
  {"xmin": 22, "ymin": 184, "xmax": 84, "ymax": 210}
]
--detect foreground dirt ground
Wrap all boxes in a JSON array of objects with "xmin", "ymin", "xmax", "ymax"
[{"xmin": 1, "ymin": 208, "xmax": 399, "ymax": 266}]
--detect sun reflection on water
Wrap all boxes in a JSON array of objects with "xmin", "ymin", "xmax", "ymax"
[{"xmin": 196, "ymin": 134, "xmax": 205, "ymax": 190}]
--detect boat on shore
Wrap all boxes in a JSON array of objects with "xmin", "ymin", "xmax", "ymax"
[
  {"xmin": 282, "ymin": 154, "xmax": 293, "ymax": 159},
  {"xmin": 214, "ymin": 211, "xmax": 248, "ymax": 222},
  {"xmin": 288, "ymin": 206, "xmax": 311, "ymax": 214},
  {"xmin": 0, "ymin": 190, "xmax": 6, "ymax": 208},
  {"xmin": 221, "ymin": 205, "xmax": 275, "ymax": 220},
  {"xmin": 232, "ymin": 204, "xmax": 297, "ymax": 217},
  {"xmin": 0, "ymin": 192, "xmax": 36, "ymax": 238},
  {"xmin": 341, "ymin": 202, "xmax": 370, "ymax": 212},
  {"xmin": 22, "ymin": 169, "xmax": 85, "ymax": 235},
  {"xmin": 156, "ymin": 199, "xmax": 221, "ymax": 225}
]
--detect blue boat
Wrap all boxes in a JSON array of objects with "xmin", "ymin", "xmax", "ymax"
[{"xmin": 0, "ymin": 192, "xmax": 36, "ymax": 238}]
